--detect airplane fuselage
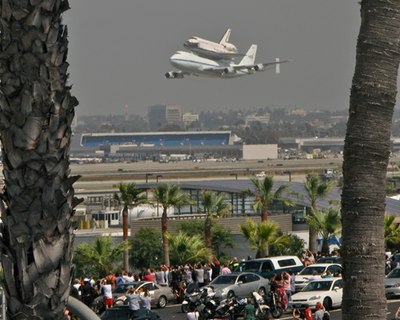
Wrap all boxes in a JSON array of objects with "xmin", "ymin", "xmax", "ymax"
[{"xmin": 169, "ymin": 51, "xmax": 252, "ymax": 78}]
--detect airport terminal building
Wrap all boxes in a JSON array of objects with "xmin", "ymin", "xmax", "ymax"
[{"xmin": 76, "ymin": 131, "xmax": 278, "ymax": 161}]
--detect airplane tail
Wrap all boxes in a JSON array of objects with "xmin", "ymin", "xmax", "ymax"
[
  {"xmin": 219, "ymin": 28, "xmax": 231, "ymax": 44},
  {"xmin": 238, "ymin": 44, "xmax": 257, "ymax": 66}
]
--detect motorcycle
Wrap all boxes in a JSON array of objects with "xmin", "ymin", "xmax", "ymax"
[
  {"xmin": 181, "ymin": 286, "xmax": 212, "ymax": 313},
  {"xmin": 265, "ymin": 291, "xmax": 283, "ymax": 319},
  {"xmin": 252, "ymin": 291, "xmax": 270, "ymax": 320}
]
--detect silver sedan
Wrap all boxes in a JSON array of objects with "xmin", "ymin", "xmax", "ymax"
[{"xmin": 206, "ymin": 272, "xmax": 269, "ymax": 299}]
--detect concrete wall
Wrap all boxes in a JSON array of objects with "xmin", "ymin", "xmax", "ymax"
[{"xmin": 242, "ymin": 144, "xmax": 278, "ymax": 160}]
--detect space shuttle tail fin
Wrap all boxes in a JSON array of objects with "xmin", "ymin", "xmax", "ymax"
[
  {"xmin": 238, "ymin": 44, "xmax": 257, "ymax": 66},
  {"xmin": 219, "ymin": 28, "xmax": 232, "ymax": 44}
]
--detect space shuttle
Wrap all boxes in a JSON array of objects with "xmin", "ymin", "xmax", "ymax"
[{"xmin": 183, "ymin": 28, "xmax": 245, "ymax": 60}]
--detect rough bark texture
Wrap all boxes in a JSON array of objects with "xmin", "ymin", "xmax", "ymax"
[
  {"xmin": 0, "ymin": 1, "xmax": 80, "ymax": 319},
  {"xmin": 161, "ymin": 208, "xmax": 170, "ymax": 266},
  {"xmin": 341, "ymin": 1, "xmax": 400, "ymax": 319}
]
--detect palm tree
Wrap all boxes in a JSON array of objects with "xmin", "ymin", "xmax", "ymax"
[
  {"xmin": 250, "ymin": 175, "xmax": 292, "ymax": 221},
  {"xmin": 240, "ymin": 219, "xmax": 288, "ymax": 258},
  {"xmin": 305, "ymin": 207, "xmax": 341, "ymax": 256},
  {"xmin": 0, "ymin": 2, "xmax": 80, "ymax": 318},
  {"xmin": 167, "ymin": 232, "xmax": 213, "ymax": 265},
  {"xmin": 114, "ymin": 182, "xmax": 147, "ymax": 270},
  {"xmin": 74, "ymin": 236, "xmax": 129, "ymax": 279},
  {"xmin": 199, "ymin": 190, "xmax": 230, "ymax": 248},
  {"xmin": 384, "ymin": 214, "xmax": 400, "ymax": 249},
  {"xmin": 152, "ymin": 184, "xmax": 192, "ymax": 266},
  {"xmin": 303, "ymin": 173, "xmax": 334, "ymax": 253},
  {"xmin": 341, "ymin": 2, "xmax": 400, "ymax": 319}
]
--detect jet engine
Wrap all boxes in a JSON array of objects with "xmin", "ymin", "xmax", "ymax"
[
  {"xmin": 165, "ymin": 71, "xmax": 184, "ymax": 79},
  {"xmin": 223, "ymin": 67, "xmax": 235, "ymax": 74},
  {"xmin": 253, "ymin": 64, "xmax": 264, "ymax": 72}
]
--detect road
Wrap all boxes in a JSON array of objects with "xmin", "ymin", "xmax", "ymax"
[
  {"xmin": 155, "ymin": 300, "xmax": 400, "ymax": 319},
  {"xmin": 70, "ymin": 158, "xmax": 341, "ymax": 192}
]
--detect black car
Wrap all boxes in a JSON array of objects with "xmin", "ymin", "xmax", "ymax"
[{"xmin": 100, "ymin": 306, "xmax": 161, "ymax": 320}]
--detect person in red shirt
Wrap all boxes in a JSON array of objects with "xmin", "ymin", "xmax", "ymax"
[
  {"xmin": 292, "ymin": 305, "xmax": 312, "ymax": 320},
  {"xmin": 304, "ymin": 305, "xmax": 313, "ymax": 320}
]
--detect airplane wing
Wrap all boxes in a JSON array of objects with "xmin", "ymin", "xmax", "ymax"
[{"xmin": 233, "ymin": 59, "xmax": 291, "ymax": 72}]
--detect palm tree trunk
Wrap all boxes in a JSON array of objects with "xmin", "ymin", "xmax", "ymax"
[
  {"xmin": 204, "ymin": 216, "xmax": 212, "ymax": 248},
  {"xmin": 122, "ymin": 205, "xmax": 129, "ymax": 271},
  {"xmin": 261, "ymin": 204, "xmax": 268, "ymax": 222},
  {"xmin": 0, "ymin": 1, "xmax": 80, "ymax": 319},
  {"xmin": 161, "ymin": 208, "xmax": 170, "ymax": 266},
  {"xmin": 341, "ymin": 1, "xmax": 400, "ymax": 319},
  {"xmin": 308, "ymin": 208, "xmax": 318, "ymax": 253}
]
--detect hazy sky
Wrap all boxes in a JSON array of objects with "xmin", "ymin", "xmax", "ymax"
[{"xmin": 64, "ymin": 0, "xmax": 361, "ymax": 117}]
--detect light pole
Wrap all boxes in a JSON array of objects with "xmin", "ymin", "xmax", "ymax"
[
  {"xmin": 156, "ymin": 175, "xmax": 163, "ymax": 182},
  {"xmin": 284, "ymin": 170, "xmax": 292, "ymax": 182},
  {"xmin": 145, "ymin": 173, "xmax": 153, "ymax": 183}
]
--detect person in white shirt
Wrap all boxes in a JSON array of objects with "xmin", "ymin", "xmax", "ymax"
[{"xmin": 101, "ymin": 279, "xmax": 113, "ymax": 309}]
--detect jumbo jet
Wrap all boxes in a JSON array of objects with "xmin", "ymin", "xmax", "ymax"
[
  {"xmin": 165, "ymin": 44, "xmax": 290, "ymax": 79},
  {"xmin": 183, "ymin": 28, "xmax": 244, "ymax": 60}
]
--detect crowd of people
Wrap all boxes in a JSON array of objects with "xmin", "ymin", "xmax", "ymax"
[{"xmin": 67, "ymin": 251, "xmax": 338, "ymax": 319}]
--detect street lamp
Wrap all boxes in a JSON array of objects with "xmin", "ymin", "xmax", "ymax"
[
  {"xmin": 283, "ymin": 170, "xmax": 292, "ymax": 182},
  {"xmin": 156, "ymin": 175, "xmax": 163, "ymax": 182},
  {"xmin": 145, "ymin": 173, "xmax": 153, "ymax": 183}
]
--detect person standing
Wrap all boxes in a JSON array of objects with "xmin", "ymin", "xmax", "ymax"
[
  {"xmin": 141, "ymin": 289, "xmax": 152, "ymax": 310},
  {"xmin": 101, "ymin": 279, "xmax": 113, "ymax": 309},
  {"xmin": 79, "ymin": 279, "xmax": 97, "ymax": 309},
  {"xmin": 194, "ymin": 263, "xmax": 205, "ymax": 287},
  {"xmin": 244, "ymin": 297, "xmax": 256, "ymax": 320},
  {"xmin": 314, "ymin": 302, "xmax": 329, "ymax": 320},
  {"xmin": 126, "ymin": 287, "xmax": 142, "ymax": 318}
]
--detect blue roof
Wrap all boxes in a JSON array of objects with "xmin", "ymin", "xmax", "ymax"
[{"xmin": 80, "ymin": 131, "xmax": 232, "ymax": 147}]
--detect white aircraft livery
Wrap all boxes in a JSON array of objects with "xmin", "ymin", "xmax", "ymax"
[
  {"xmin": 165, "ymin": 44, "xmax": 290, "ymax": 79},
  {"xmin": 183, "ymin": 28, "xmax": 244, "ymax": 60}
]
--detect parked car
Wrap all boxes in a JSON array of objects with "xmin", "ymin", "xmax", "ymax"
[
  {"xmin": 385, "ymin": 267, "xmax": 400, "ymax": 298},
  {"xmin": 234, "ymin": 256, "xmax": 304, "ymax": 279},
  {"xmin": 120, "ymin": 281, "xmax": 175, "ymax": 308},
  {"xmin": 294, "ymin": 263, "xmax": 342, "ymax": 292},
  {"xmin": 290, "ymin": 278, "xmax": 343, "ymax": 311},
  {"xmin": 205, "ymin": 272, "xmax": 269, "ymax": 299},
  {"xmin": 100, "ymin": 305, "xmax": 161, "ymax": 320},
  {"xmin": 316, "ymin": 256, "xmax": 343, "ymax": 264},
  {"xmin": 94, "ymin": 281, "xmax": 175, "ymax": 312}
]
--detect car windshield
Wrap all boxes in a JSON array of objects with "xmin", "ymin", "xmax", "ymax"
[
  {"xmin": 211, "ymin": 275, "xmax": 237, "ymax": 285},
  {"xmin": 236, "ymin": 262, "xmax": 259, "ymax": 273},
  {"xmin": 299, "ymin": 266, "xmax": 326, "ymax": 275},
  {"xmin": 302, "ymin": 281, "xmax": 333, "ymax": 292},
  {"xmin": 387, "ymin": 268, "xmax": 400, "ymax": 278}
]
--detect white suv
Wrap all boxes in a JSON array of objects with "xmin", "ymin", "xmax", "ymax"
[{"xmin": 294, "ymin": 263, "xmax": 342, "ymax": 292}]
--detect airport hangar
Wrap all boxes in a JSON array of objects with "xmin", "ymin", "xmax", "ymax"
[{"xmin": 75, "ymin": 131, "xmax": 277, "ymax": 161}]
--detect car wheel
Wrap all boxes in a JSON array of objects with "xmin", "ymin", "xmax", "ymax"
[
  {"xmin": 227, "ymin": 290, "xmax": 235, "ymax": 299},
  {"xmin": 323, "ymin": 297, "xmax": 332, "ymax": 311},
  {"xmin": 157, "ymin": 295, "xmax": 167, "ymax": 308},
  {"xmin": 258, "ymin": 287, "xmax": 267, "ymax": 296}
]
